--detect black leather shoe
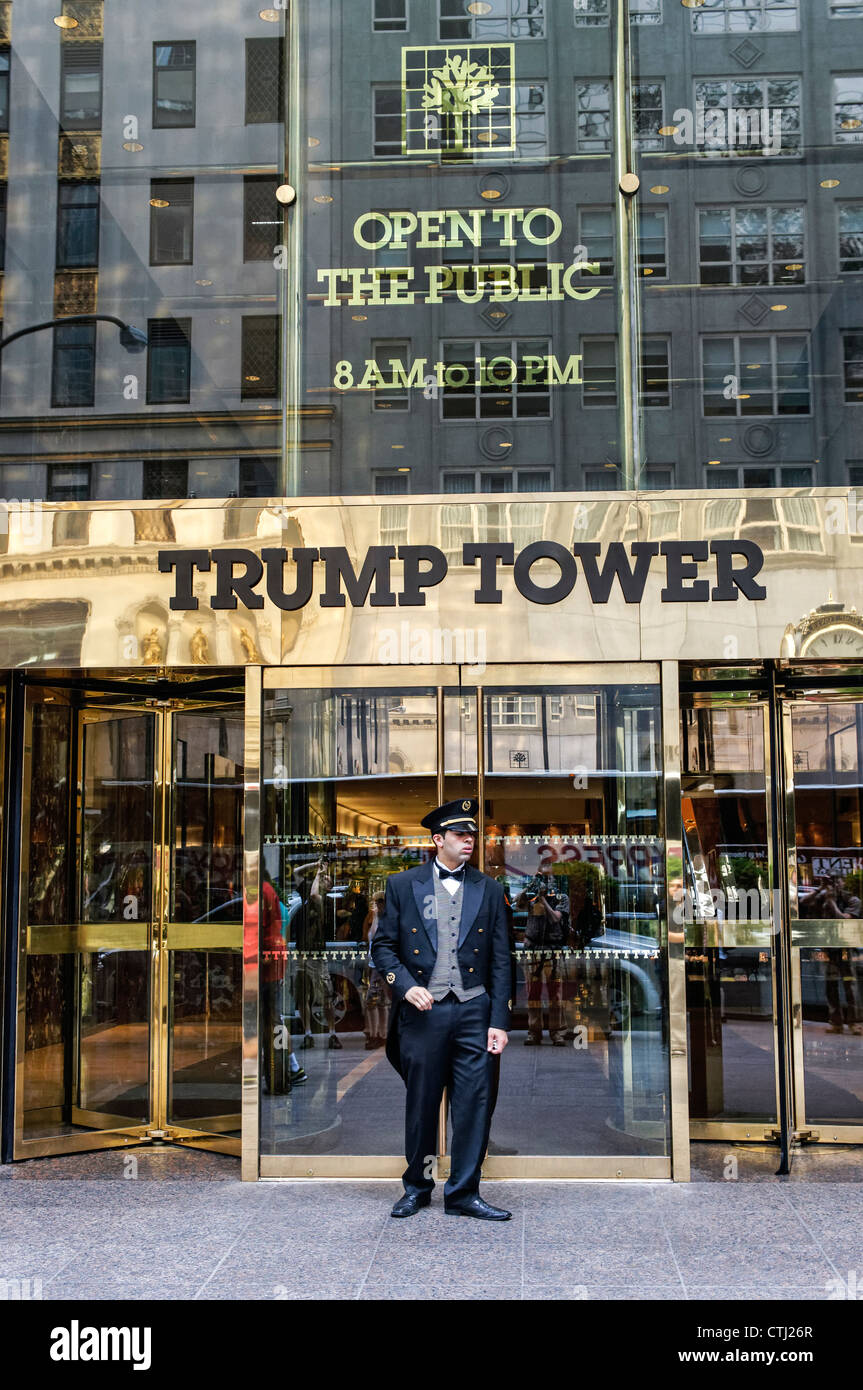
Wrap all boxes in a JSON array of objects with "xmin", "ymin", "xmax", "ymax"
[
  {"xmin": 444, "ymin": 1196, "xmax": 512, "ymax": 1221},
  {"xmin": 390, "ymin": 1191, "xmax": 431, "ymax": 1218}
]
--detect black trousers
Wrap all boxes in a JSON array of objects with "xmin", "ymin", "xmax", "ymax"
[{"xmin": 398, "ymin": 992, "xmax": 493, "ymax": 1205}]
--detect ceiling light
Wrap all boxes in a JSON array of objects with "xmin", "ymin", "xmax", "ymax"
[
  {"xmin": 467, "ymin": 1, "xmax": 493, "ymax": 13},
  {"xmin": 481, "ymin": 188, "xmax": 502, "ymax": 200},
  {"xmin": 245, "ymin": 375, "xmax": 261, "ymax": 382},
  {"xmin": 122, "ymin": 141, "xmax": 144, "ymax": 153},
  {"xmin": 314, "ymin": 194, "xmax": 333, "ymax": 204},
  {"xmin": 149, "ymin": 198, "xmax": 169, "ymax": 208},
  {"xmin": 392, "ymin": 444, "xmax": 405, "ymax": 449},
  {"xmin": 477, "ymin": 131, "xmax": 499, "ymax": 143},
  {"xmin": 719, "ymin": 438, "xmax": 732, "ymax": 442},
  {"xmin": 489, "ymin": 310, "xmax": 507, "ymax": 318},
  {"xmin": 737, "ymin": 393, "xmax": 751, "ymax": 399},
  {"xmin": 658, "ymin": 126, "xmax": 678, "ymax": 137},
  {"xmin": 308, "ymin": 137, "xmax": 320, "ymax": 147},
  {"xmin": 53, "ymin": 14, "xmax": 79, "ymax": 28},
  {"xmin": 771, "ymin": 304, "xmax": 788, "ymax": 312},
  {"xmin": 259, "ymin": 8, "xmax": 280, "ymax": 21},
  {"xmin": 821, "ymin": 178, "xmax": 841, "ymax": 189},
  {"xmin": 681, "ymin": 0, "xmax": 705, "ymax": 7},
  {"xmin": 707, "ymin": 459, "xmax": 721, "ymax": 466},
  {"xmin": 397, "ymin": 467, "xmax": 411, "ymax": 472},
  {"xmin": 195, "ymin": 278, "xmax": 213, "ymax": 286},
  {"xmin": 604, "ymin": 462, "xmax": 616, "ymax": 469},
  {"xmin": 643, "ymin": 268, "xmax": 654, "ymax": 275},
  {"xmin": 841, "ymin": 118, "xmax": 862, "ymax": 129},
  {"xmin": 785, "ymin": 263, "xmax": 803, "ymax": 271},
  {"xmin": 746, "ymin": 364, "xmax": 761, "ymax": 370},
  {"xmin": 650, "ymin": 184, "xmax": 669, "ymax": 195},
  {"xmin": 351, "ymin": 314, "xmax": 368, "ymax": 321}
]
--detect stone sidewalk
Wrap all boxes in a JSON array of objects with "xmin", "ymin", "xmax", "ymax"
[{"xmin": 0, "ymin": 1146, "xmax": 860, "ymax": 1301}]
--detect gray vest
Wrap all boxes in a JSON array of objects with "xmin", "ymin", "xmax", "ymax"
[{"xmin": 428, "ymin": 871, "xmax": 486, "ymax": 1002}]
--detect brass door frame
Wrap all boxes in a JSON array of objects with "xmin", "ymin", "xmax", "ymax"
[
  {"xmin": 249, "ymin": 661, "xmax": 674, "ymax": 1182},
  {"xmin": 12, "ymin": 689, "xmax": 243, "ymax": 1160}
]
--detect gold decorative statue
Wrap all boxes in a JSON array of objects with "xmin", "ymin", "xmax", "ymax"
[
  {"xmin": 141, "ymin": 629, "xmax": 163, "ymax": 664},
  {"xmin": 239, "ymin": 627, "xmax": 259, "ymax": 662},
  {"xmin": 190, "ymin": 627, "xmax": 210, "ymax": 664}
]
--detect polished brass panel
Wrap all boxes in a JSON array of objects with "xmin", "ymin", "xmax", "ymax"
[
  {"xmin": 242, "ymin": 665, "xmax": 262, "ymax": 1182},
  {"xmin": 163, "ymin": 923, "xmax": 242, "ymax": 951},
  {"xmin": 263, "ymin": 665, "xmax": 458, "ymax": 690},
  {"xmin": 662, "ymin": 662, "xmax": 690, "ymax": 1182},
  {"xmin": 1, "ymin": 494, "xmax": 862, "ymax": 670}
]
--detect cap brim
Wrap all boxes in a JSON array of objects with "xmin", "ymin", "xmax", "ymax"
[{"xmin": 438, "ymin": 818, "xmax": 478, "ymax": 833}]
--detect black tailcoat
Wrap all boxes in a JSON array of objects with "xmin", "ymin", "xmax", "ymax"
[{"xmin": 370, "ymin": 860, "xmax": 512, "ymax": 1078}]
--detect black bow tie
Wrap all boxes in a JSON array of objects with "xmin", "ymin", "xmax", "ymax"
[{"xmin": 437, "ymin": 866, "xmax": 464, "ymax": 881}]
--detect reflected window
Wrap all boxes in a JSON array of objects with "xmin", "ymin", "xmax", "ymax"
[
  {"xmin": 439, "ymin": 0, "xmax": 545, "ymax": 41},
  {"xmin": 702, "ymin": 335, "xmax": 810, "ymax": 416},
  {"xmin": 582, "ymin": 338, "xmax": 618, "ymax": 407},
  {"xmin": 579, "ymin": 206, "xmax": 667, "ymax": 280},
  {"xmin": 642, "ymin": 466, "xmax": 674, "ymax": 490},
  {"xmin": 373, "ymin": 85, "xmax": 403, "ymax": 158},
  {"xmin": 692, "ymin": 0, "xmax": 798, "ymax": 33},
  {"xmin": 60, "ymin": 42, "xmax": 102, "ymax": 130},
  {"xmin": 244, "ymin": 176, "xmax": 280, "ymax": 261},
  {"xmin": 702, "ymin": 464, "xmax": 814, "ymax": 490},
  {"xmin": 692, "ymin": 77, "xmax": 802, "ymax": 156},
  {"xmin": 576, "ymin": 81, "xmax": 665, "ymax": 154},
  {"xmin": 834, "ymin": 76, "xmax": 863, "ymax": 142},
  {"xmin": 245, "ymin": 37, "xmax": 284, "ymax": 124},
  {"xmin": 375, "ymin": 472, "xmax": 410, "ymax": 496},
  {"xmin": 443, "ymin": 470, "xmax": 551, "ymax": 492},
  {"xmin": 239, "ymin": 456, "xmax": 279, "ymax": 497},
  {"xmin": 0, "ymin": 47, "xmax": 8, "ymax": 131},
  {"xmin": 575, "ymin": 0, "xmax": 662, "ymax": 21},
  {"xmin": 832, "ymin": 1, "xmax": 863, "ymax": 13},
  {"xmin": 576, "ymin": 81, "xmax": 612, "ymax": 153},
  {"xmin": 143, "ymin": 460, "xmax": 189, "ymax": 499},
  {"xmin": 149, "ymin": 179, "xmax": 194, "ymax": 266},
  {"xmin": 443, "ymin": 213, "xmax": 549, "ymax": 292},
  {"xmin": 374, "ymin": 0, "xmax": 408, "ymax": 30},
  {"xmin": 153, "ymin": 41, "xmax": 195, "ymax": 128},
  {"xmin": 633, "ymin": 81, "xmax": 665, "ymax": 153},
  {"xmin": 844, "ymin": 334, "xmax": 863, "ymax": 404},
  {"xmin": 699, "ymin": 205, "xmax": 805, "ymax": 286},
  {"xmin": 51, "ymin": 323, "xmax": 96, "ymax": 408},
  {"xmin": 440, "ymin": 338, "xmax": 551, "ymax": 419},
  {"xmin": 640, "ymin": 337, "xmax": 670, "ymax": 408},
  {"xmin": 147, "ymin": 318, "xmax": 192, "ymax": 405},
  {"xmin": 57, "ymin": 182, "xmax": 100, "ymax": 269},
  {"xmin": 839, "ymin": 205, "xmax": 863, "ymax": 273},
  {"xmin": 585, "ymin": 468, "xmax": 620, "ymax": 490},
  {"xmin": 372, "ymin": 340, "xmax": 411, "ymax": 412},
  {"xmin": 48, "ymin": 463, "xmax": 90, "ymax": 502},
  {"xmin": 241, "ymin": 315, "xmax": 280, "ymax": 400}
]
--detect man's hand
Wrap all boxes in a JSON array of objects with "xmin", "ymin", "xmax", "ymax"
[
  {"xmin": 487, "ymin": 1028, "xmax": 508, "ymax": 1054},
  {"xmin": 405, "ymin": 986, "xmax": 434, "ymax": 1011}
]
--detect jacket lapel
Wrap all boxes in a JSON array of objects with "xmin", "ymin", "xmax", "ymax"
[
  {"xmin": 411, "ymin": 864, "xmax": 437, "ymax": 953},
  {"xmin": 458, "ymin": 869, "xmax": 484, "ymax": 948}
]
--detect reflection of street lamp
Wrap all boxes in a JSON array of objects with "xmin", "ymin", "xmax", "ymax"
[{"xmin": 0, "ymin": 314, "xmax": 148, "ymax": 354}]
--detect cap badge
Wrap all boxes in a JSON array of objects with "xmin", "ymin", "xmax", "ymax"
[{"xmin": 462, "ymin": 800, "xmax": 470, "ymax": 811}]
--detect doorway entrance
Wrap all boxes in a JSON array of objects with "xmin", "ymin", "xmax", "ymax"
[
  {"xmin": 682, "ymin": 664, "xmax": 863, "ymax": 1146},
  {"xmin": 11, "ymin": 676, "xmax": 245, "ymax": 1159},
  {"xmin": 255, "ymin": 662, "xmax": 674, "ymax": 1179}
]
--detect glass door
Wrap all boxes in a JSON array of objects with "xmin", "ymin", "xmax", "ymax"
[
  {"xmin": 680, "ymin": 697, "xmax": 780, "ymax": 1140},
  {"xmin": 257, "ymin": 663, "xmax": 672, "ymax": 1179},
  {"xmin": 13, "ymin": 688, "xmax": 244, "ymax": 1159},
  {"xmin": 785, "ymin": 693, "xmax": 863, "ymax": 1143}
]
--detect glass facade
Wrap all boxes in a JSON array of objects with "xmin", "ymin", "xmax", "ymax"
[{"xmin": 0, "ymin": 2, "xmax": 859, "ymax": 498}]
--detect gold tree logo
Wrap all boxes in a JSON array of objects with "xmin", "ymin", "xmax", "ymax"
[
  {"xmin": 402, "ymin": 44, "xmax": 515, "ymax": 157},
  {"xmin": 422, "ymin": 54, "xmax": 499, "ymax": 155}
]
